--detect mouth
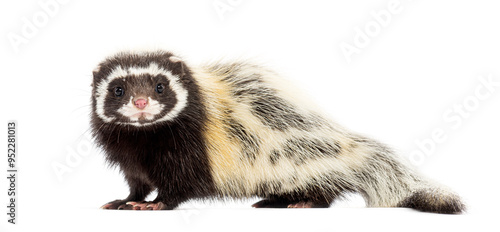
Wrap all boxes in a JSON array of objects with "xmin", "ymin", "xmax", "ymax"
[{"xmin": 130, "ymin": 112, "xmax": 155, "ymax": 121}]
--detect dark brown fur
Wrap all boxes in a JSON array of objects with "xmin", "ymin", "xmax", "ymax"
[{"xmin": 91, "ymin": 51, "xmax": 216, "ymax": 209}]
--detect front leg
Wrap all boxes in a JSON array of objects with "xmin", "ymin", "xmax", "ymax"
[{"xmin": 101, "ymin": 174, "xmax": 153, "ymax": 210}]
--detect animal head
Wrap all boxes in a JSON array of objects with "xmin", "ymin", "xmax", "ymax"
[{"xmin": 91, "ymin": 51, "xmax": 190, "ymax": 127}]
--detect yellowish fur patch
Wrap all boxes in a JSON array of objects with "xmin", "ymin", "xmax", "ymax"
[{"xmin": 192, "ymin": 68, "xmax": 241, "ymax": 188}]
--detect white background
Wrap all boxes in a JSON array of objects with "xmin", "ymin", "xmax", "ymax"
[{"xmin": 1, "ymin": 0, "xmax": 499, "ymax": 231}]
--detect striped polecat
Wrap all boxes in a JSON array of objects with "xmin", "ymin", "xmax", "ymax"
[{"xmin": 91, "ymin": 50, "xmax": 465, "ymax": 213}]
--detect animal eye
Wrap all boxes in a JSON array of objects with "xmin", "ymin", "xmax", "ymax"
[
  {"xmin": 155, "ymin": 83, "xmax": 164, "ymax": 93},
  {"xmin": 114, "ymin": 87, "xmax": 124, "ymax": 97}
]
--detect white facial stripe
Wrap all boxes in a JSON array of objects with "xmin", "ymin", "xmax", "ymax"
[
  {"xmin": 95, "ymin": 66, "xmax": 128, "ymax": 123},
  {"xmin": 157, "ymin": 76, "xmax": 188, "ymax": 122},
  {"xmin": 95, "ymin": 62, "xmax": 189, "ymax": 125}
]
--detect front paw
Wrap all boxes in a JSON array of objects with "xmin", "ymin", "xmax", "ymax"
[
  {"xmin": 127, "ymin": 201, "xmax": 167, "ymax": 210},
  {"xmin": 101, "ymin": 199, "xmax": 136, "ymax": 210}
]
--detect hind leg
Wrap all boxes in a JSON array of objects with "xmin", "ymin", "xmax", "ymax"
[
  {"xmin": 252, "ymin": 193, "xmax": 332, "ymax": 208},
  {"xmin": 251, "ymin": 198, "xmax": 291, "ymax": 208},
  {"xmin": 252, "ymin": 198, "xmax": 331, "ymax": 208}
]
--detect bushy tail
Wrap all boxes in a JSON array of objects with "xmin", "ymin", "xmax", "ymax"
[
  {"xmin": 353, "ymin": 138, "xmax": 466, "ymax": 214},
  {"xmin": 396, "ymin": 185, "xmax": 466, "ymax": 214}
]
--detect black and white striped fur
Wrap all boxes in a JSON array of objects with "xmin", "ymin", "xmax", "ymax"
[{"xmin": 91, "ymin": 50, "xmax": 465, "ymax": 213}]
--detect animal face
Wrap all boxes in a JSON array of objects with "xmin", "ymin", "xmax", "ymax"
[{"xmin": 92, "ymin": 55, "xmax": 189, "ymax": 127}]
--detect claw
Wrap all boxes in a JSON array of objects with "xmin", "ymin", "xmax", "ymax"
[{"xmin": 100, "ymin": 203, "xmax": 112, "ymax": 209}]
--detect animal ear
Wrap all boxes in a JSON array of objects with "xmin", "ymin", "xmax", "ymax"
[
  {"xmin": 92, "ymin": 65, "xmax": 101, "ymax": 77},
  {"xmin": 91, "ymin": 65, "xmax": 101, "ymax": 88},
  {"xmin": 168, "ymin": 55, "xmax": 183, "ymax": 63},
  {"xmin": 168, "ymin": 55, "xmax": 186, "ymax": 76}
]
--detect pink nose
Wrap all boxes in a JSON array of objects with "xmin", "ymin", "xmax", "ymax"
[{"xmin": 134, "ymin": 98, "xmax": 148, "ymax": 109}]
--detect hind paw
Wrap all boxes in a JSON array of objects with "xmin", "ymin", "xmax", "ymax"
[
  {"xmin": 252, "ymin": 199, "xmax": 330, "ymax": 208},
  {"xmin": 287, "ymin": 201, "xmax": 315, "ymax": 208}
]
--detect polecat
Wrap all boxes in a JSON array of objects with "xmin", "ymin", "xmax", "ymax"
[{"xmin": 91, "ymin": 50, "xmax": 465, "ymax": 213}]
